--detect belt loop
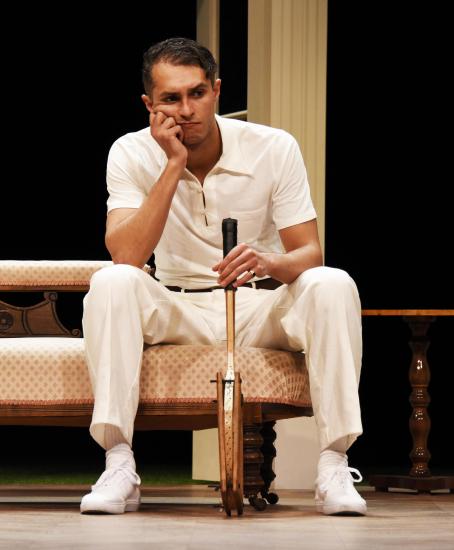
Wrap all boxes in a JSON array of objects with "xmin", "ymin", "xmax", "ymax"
[
  {"xmin": 251, "ymin": 281, "xmax": 257, "ymax": 289},
  {"xmin": 180, "ymin": 288, "xmax": 186, "ymax": 293}
]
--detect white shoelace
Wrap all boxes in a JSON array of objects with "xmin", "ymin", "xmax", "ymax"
[
  {"xmin": 318, "ymin": 465, "xmax": 363, "ymax": 494},
  {"xmin": 92, "ymin": 467, "xmax": 141, "ymax": 491}
]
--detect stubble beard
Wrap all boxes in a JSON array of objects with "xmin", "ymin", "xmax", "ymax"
[{"xmin": 183, "ymin": 120, "xmax": 214, "ymax": 150}]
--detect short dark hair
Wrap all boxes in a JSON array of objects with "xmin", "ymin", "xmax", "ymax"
[{"xmin": 142, "ymin": 37, "xmax": 218, "ymax": 94}]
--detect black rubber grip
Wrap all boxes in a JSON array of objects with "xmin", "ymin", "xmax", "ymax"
[
  {"xmin": 222, "ymin": 218, "xmax": 238, "ymax": 258},
  {"xmin": 222, "ymin": 218, "xmax": 238, "ymax": 291}
]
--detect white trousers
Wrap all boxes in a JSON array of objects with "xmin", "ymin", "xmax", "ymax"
[{"xmin": 82, "ymin": 265, "xmax": 363, "ymax": 452}]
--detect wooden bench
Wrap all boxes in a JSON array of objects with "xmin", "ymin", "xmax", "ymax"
[{"xmin": 0, "ymin": 260, "xmax": 313, "ymax": 509}]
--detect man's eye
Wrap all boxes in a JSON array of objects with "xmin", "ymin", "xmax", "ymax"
[
  {"xmin": 192, "ymin": 90, "xmax": 205, "ymax": 97},
  {"xmin": 164, "ymin": 96, "xmax": 178, "ymax": 102}
]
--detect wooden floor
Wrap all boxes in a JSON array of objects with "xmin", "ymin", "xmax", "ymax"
[{"xmin": 0, "ymin": 485, "xmax": 453, "ymax": 549}]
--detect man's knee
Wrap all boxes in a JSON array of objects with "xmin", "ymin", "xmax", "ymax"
[
  {"xmin": 85, "ymin": 265, "xmax": 156, "ymax": 316},
  {"xmin": 300, "ymin": 266, "xmax": 356, "ymax": 287},
  {"xmin": 89, "ymin": 264, "xmax": 146, "ymax": 294},
  {"xmin": 291, "ymin": 266, "xmax": 360, "ymax": 305}
]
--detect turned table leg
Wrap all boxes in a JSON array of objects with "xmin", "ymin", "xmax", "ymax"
[
  {"xmin": 369, "ymin": 315, "xmax": 454, "ymax": 493},
  {"xmin": 406, "ymin": 316, "xmax": 433, "ymax": 479}
]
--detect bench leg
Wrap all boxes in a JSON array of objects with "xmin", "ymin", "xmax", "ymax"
[
  {"xmin": 243, "ymin": 422, "xmax": 267, "ymax": 510},
  {"xmin": 260, "ymin": 421, "xmax": 279, "ymax": 504}
]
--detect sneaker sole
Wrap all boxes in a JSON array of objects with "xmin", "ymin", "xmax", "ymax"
[
  {"xmin": 316, "ymin": 501, "xmax": 367, "ymax": 516},
  {"xmin": 81, "ymin": 498, "xmax": 140, "ymax": 515}
]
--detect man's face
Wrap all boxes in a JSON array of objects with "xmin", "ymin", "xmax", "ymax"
[{"xmin": 144, "ymin": 62, "xmax": 221, "ymax": 148}]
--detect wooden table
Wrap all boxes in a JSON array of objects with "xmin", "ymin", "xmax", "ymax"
[{"xmin": 361, "ymin": 309, "xmax": 454, "ymax": 493}]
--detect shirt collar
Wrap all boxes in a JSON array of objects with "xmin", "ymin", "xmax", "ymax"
[
  {"xmin": 214, "ymin": 114, "xmax": 253, "ymax": 176},
  {"xmin": 153, "ymin": 114, "xmax": 253, "ymax": 177}
]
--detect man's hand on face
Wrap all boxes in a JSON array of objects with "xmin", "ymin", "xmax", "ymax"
[
  {"xmin": 213, "ymin": 243, "xmax": 271, "ymax": 288},
  {"xmin": 150, "ymin": 110, "xmax": 188, "ymax": 168}
]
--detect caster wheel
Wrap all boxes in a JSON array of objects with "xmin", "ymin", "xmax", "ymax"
[
  {"xmin": 249, "ymin": 496, "xmax": 267, "ymax": 511},
  {"xmin": 264, "ymin": 492, "xmax": 279, "ymax": 505}
]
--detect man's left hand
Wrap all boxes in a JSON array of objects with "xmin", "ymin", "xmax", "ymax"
[{"xmin": 212, "ymin": 243, "xmax": 272, "ymax": 288}]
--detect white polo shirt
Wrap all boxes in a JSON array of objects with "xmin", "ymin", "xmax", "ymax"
[{"xmin": 106, "ymin": 115, "xmax": 317, "ymax": 288}]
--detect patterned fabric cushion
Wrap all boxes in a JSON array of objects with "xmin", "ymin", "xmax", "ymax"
[
  {"xmin": 0, "ymin": 260, "xmax": 151, "ymax": 288},
  {"xmin": 0, "ymin": 338, "xmax": 310, "ymax": 407}
]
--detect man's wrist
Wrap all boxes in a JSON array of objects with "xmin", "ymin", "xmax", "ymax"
[
  {"xmin": 167, "ymin": 155, "xmax": 186, "ymax": 166},
  {"xmin": 263, "ymin": 252, "xmax": 277, "ymax": 278},
  {"xmin": 165, "ymin": 157, "xmax": 187, "ymax": 179}
]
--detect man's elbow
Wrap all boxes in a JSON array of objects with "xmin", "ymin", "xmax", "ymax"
[
  {"xmin": 109, "ymin": 249, "xmax": 145, "ymax": 269},
  {"xmin": 111, "ymin": 256, "xmax": 144, "ymax": 269},
  {"xmin": 105, "ymin": 235, "xmax": 144, "ymax": 268},
  {"xmin": 313, "ymin": 247, "xmax": 324, "ymax": 267}
]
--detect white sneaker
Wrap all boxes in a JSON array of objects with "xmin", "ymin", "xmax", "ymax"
[
  {"xmin": 80, "ymin": 467, "xmax": 141, "ymax": 514},
  {"xmin": 315, "ymin": 460, "xmax": 367, "ymax": 516}
]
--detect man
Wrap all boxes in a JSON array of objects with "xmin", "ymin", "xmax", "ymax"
[{"xmin": 81, "ymin": 37, "xmax": 366, "ymax": 516}]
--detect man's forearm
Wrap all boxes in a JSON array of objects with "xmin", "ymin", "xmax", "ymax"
[
  {"xmin": 264, "ymin": 244, "xmax": 323, "ymax": 284},
  {"xmin": 106, "ymin": 160, "xmax": 183, "ymax": 267}
]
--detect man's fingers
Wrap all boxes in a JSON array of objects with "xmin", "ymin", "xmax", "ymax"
[
  {"xmin": 217, "ymin": 246, "xmax": 252, "ymax": 278},
  {"xmin": 161, "ymin": 116, "xmax": 177, "ymax": 129},
  {"xmin": 214, "ymin": 244, "xmax": 263, "ymax": 287},
  {"xmin": 216, "ymin": 243, "xmax": 248, "ymax": 272},
  {"xmin": 219, "ymin": 263, "xmax": 253, "ymax": 288},
  {"xmin": 217, "ymin": 256, "xmax": 256, "ymax": 286},
  {"xmin": 233, "ymin": 270, "xmax": 255, "ymax": 288},
  {"xmin": 175, "ymin": 125, "xmax": 184, "ymax": 142},
  {"xmin": 166, "ymin": 125, "xmax": 184, "ymax": 141},
  {"xmin": 152, "ymin": 111, "xmax": 164, "ymax": 124},
  {"xmin": 150, "ymin": 111, "xmax": 171, "ymax": 129},
  {"xmin": 150, "ymin": 113, "xmax": 184, "ymax": 142}
]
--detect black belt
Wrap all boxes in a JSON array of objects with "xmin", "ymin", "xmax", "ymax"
[{"xmin": 165, "ymin": 277, "xmax": 282, "ymax": 293}]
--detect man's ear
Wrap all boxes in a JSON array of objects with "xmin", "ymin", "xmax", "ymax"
[
  {"xmin": 213, "ymin": 78, "xmax": 221, "ymax": 100},
  {"xmin": 141, "ymin": 94, "xmax": 153, "ymax": 113}
]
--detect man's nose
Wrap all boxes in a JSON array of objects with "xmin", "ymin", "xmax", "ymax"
[{"xmin": 179, "ymin": 98, "xmax": 194, "ymax": 118}]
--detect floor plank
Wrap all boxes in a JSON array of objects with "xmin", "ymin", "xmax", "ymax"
[{"xmin": 0, "ymin": 486, "xmax": 453, "ymax": 549}]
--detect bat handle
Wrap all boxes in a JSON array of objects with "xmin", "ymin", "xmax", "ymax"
[{"xmin": 222, "ymin": 218, "xmax": 238, "ymax": 292}]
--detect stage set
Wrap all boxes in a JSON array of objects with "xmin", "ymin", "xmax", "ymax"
[{"xmin": 1, "ymin": 1, "xmax": 452, "ymax": 549}]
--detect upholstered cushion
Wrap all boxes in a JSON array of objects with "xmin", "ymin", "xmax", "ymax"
[
  {"xmin": 0, "ymin": 260, "xmax": 151, "ymax": 288},
  {"xmin": 0, "ymin": 338, "xmax": 310, "ymax": 407}
]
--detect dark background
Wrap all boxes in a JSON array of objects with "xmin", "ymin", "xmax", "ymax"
[
  {"xmin": 325, "ymin": 2, "xmax": 453, "ymax": 473},
  {"xmin": 1, "ymin": 1, "xmax": 452, "ymax": 477}
]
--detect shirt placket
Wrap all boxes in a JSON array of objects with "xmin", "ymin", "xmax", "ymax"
[
  {"xmin": 200, "ymin": 172, "xmax": 220, "ymax": 229},
  {"xmin": 184, "ymin": 175, "xmax": 207, "ymax": 228}
]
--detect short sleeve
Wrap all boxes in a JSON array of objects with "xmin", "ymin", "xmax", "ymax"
[
  {"xmin": 106, "ymin": 139, "xmax": 147, "ymax": 212},
  {"xmin": 271, "ymin": 135, "xmax": 317, "ymax": 230}
]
